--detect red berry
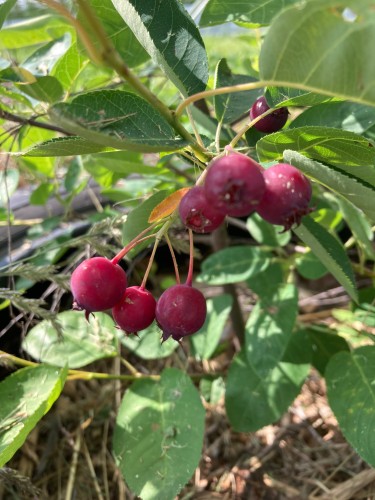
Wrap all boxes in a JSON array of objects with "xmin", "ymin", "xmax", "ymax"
[
  {"xmin": 250, "ymin": 96, "xmax": 288, "ymax": 133},
  {"xmin": 256, "ymin": 163, "xmax": 312, "ymax": 230},
  {"xmin": 113, "ymin": 286, "xmax": 156, "ymax": 333},
  {"xmin": 155, "ymin": 284, "xmax": 207, "ymax": 342},
  {"xmin": 179, "ymin": 186, "xmax": 225, "ymax": 233},
  {"xmin": 70, "ymin": 257, "xmax": 127, "ymax": 315},
  {"xmin": 204, "ymin": 153, "xmax": 265, "ymax": 217}
]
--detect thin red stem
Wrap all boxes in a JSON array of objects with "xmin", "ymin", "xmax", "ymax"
[
  {"xmin": 140, "ymin": 237, "xmax": 160, "ymax": 289},
  {"xmin": 185, "ymin": 229, "xmax": 194, "ymax": 287},
  {"xmin": 165, "ymin": 234, "xmax": 180, "ymax": 284},
  {"xmin": 111, "ymin": 223, "xmax": 159, "ymax": 265}
]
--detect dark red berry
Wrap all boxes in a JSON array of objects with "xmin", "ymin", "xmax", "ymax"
[
  {"xmin": 113, "ymin": 286, "xmax": 156, "ymax": 333},
  {"xmin": 70, "ymin": 257, "xmax": 127, "ymax": 315},
  {"xmin": 250, "ymin": 96, "xmax": 288, "ymax": 133},
  {"xmin": 256, "ymin": 163, "xmax": 313, "ymax": 230},
  {"xmin": 204, "ymin": 153, "xmax": 265, "ymax": 217},
  {"xmin": 179, "ymin": 186, "xmax": 225, "ymax": 233},
  {"xmin": 155, "ymin": 284, "xmax": 207, "ymax": 342}
]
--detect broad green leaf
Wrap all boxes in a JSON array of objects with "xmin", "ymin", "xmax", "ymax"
[
  {"xmin": 214, "ymin": 59, "xmax": 262, "ymax": 123},
  {"xmin": 265, "ymin": 86, "xmax": 334, "ymax": 108},
  {"xmin": 50, "ymin": 90, "xmax": 188, "ymax": 152},
  {"xmin": 79, "ymin": 0, "xmax": 149, "ymax": 68},
  {"xmin": 0, "ymin": 169, "xmax": 19, "ymax": 207},
  {"xmin": 290, "ymin": 101, "xmax": 375, "ymax": 133},
  {"xmin": 113, "ymin": 368, "xmax": 205, "ymax": 500},
  {"xmin": 0, "ymin": 0, "xmax": 16, "ymax": 29},
  {"xmin": 307, "ymin": 327, "xmax": 349, "ymax": 375},
  {"xmin": 20, "ymin": 136, "xmax": 114, "ymax": 157},
  {"xmin": 122, "ymin": 190, "xmax": 168, "ymax": 245},
  {"xmin": 119, "ymin": 323, "xmax": 177, "ymax": 360},
  {"xmin": 197, "ymin": 246, "xmax": 271, "ymax": 285},
  {"xmin": 18, "ymin": 128, "xmax": 56, "ymax": 178},
  {"xmin": 247, "ymin": 262, "xmax": 285, "ymax": 298},
  {"xmin": 245, "ymin": 284, "xmax": 298, "ymax": 376},
  {"xmin": 111, "ymin": 0, "xmax": 208, "ymax": 96},
  {"xmin": 246, "ymin": 212, "xmax": 290, "ymax": 247},
  {"xmin": 199, "ymin": 377, "xmax": 225, "ymax": 405},
  {"xmin": 260, "ymin": 0, "xmax": 375, "ymax": 106},
  {"xmin": 282, "ymin": 328, "xmax": 313, "ymax": 365},
  {"xmin": 29, "ymin": 183, "xmax": 54, "ymax": 205},
  {"xmin": 22, "ymin": 34, "xmax": 71, "ymax": 76},
  {"xmin": 83, "ymin": 151, "xmax": 169, "ymax": 176},
  {"xmin": 293, "ymin": 215, "xmax": 358, "ymax": 301},
  {"xmin": 295, "ymin": 250, "xmax": 328, "ymax": 280},
  {"xmin": 226, "ymin": 350, "xmax": 309, "ymax": 432},
  {"xmin": 200, "ymin": 0, "xmax": 300, "ymax": 27},
  {"xmin": 326, "ymin": 346, "xmax": 375, "ymax": 467},
  {"xmin": 257, "ymin": 126, "xmax": 375, "ymax": 168},
  {"xmin": 22, "ymin": 311, "xmax": 118, "ymax": 368},
  {"xmin": 51, "ymin": 41, "xmax": 87, "ymax": 92},
  {"xmin": 18, "ymin": 75, "xmax": 64, "ymax": 103},
  {"xmin": 0, "ymin": 364, "xmax": 67, "ymax": 467},
  {"xmin": 190, "ymin": 294, "xmax": 233, "ymax": 360},
  {"xmin": 284, "ymin": 150, "xmax": 375, "ymax": 221}
]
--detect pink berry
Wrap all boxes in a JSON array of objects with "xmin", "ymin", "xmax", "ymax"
[
  {"xmin": 113, "ymin": 286, "xmax": 156, "ymax": 333},
  {"xmin": 70, "ymin": 257, "xmax": 127, "ymax": 315},
  {"xmin": 204, "ymin": 153, "xmax": 265, "ymax": 217},
  {"xmin": 256, "ymin": 163, "xmax": 313, "ymax": 230},
  {"xmin": 155, "ymin": 284, "xmax": 207, "ymax": 342},
  {"xmin": 250, "ymin": 96, "xmax": 288, "ymax": 133},
  {"xmin": 179, "ymin": 186, "xmax": 225, "ymax": 233}
]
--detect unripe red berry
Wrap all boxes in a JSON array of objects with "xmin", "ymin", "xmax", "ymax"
[
  {"xmin": 204, "ymin": 153, "xmax": 265, "ymax": 217},
  {"xmin": 256, "ymin": 163, "xmax": 312, "ymax": 230},
  {"xmin": 113, "ymin": 286, "xmax": 156, "ymax": 333},
  {"xmin": 250, "ymin": 96, "xmax": 288, "ymax": 133},
  {"xmin": 155, "ymin": 284, "xmax": 207, "ymax": 342},
  {"xmin": 70, "ymin": 257, "xmax": 127, "ymax": 315},
  {"xmin": 179, "ymin": 186, "xmax": 225, "ymax": 233}
]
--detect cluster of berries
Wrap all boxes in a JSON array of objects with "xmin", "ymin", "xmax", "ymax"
[
  {"xmin": 179, "ymin": 153, "xmax": 312, "ymax": 234},
  {"xmin": 70, "ymin": 257, "xmax": 206, "ymax": 342}
]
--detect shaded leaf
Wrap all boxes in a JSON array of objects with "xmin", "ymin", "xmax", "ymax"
[
  {"xmin": 307, "ymin": 327, "xmax": 349, "ymax": 375},
  {"xmin": 119, "ymin": 323, "xmax": 177, "ymax": 360},
  {"xmin": 149, "ymin": 188, "xmax": 190, "ymax": 223},
  {"xmin": 113, "ymin": 368, "xmax": 205, "ymax": 499},
  {"xmin": 20, "ymin": 136, "xmax": 114, "ymax": 157}
]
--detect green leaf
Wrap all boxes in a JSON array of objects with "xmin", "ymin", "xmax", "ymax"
[
  {"xmin": 245, "ymin": 284, "xmax": 298, "ymax": 376},
  {"xmin": 247, "ymin": 262, "xmax": 285, "ymax": 298},
  {"xmin": 284, "ymin": 150, "xmax": 375, "ymax": 221},
  {"xmin": 200, "ymin": 0, "xmax": 301, "ymax": 27},
  {"xmin": 246, "ymin": 212, "xmax": 291, "ymax": 247},
  {"xmin": 85, "ymin": 151, "xmax": 169, "ymax": 176},
  {"xmin": 290, "ymin": 101, "xmax": 375, "ymax": 133},
  {"xmin": 0, "ymin": 0, "xmax": 16, "ymax": 29},
  {"xmin": 22, "ymin": 311, "xmax": 118, "ymax": 368},
  {"xmin": 119, "ymin": 323, "xmax": 177, "ymax": 360},
  {"xmin": 282, "ymin": 328, "xmax": 313, "ymax": 365},
  {"xmin": 295, "ymin": 250, "xmax": 329, "ymax": 280},
  {"xmin": 0, "ymin": 169, "xmax": 19, "ymax": 207},
  {"xmin": 113, "ymin": 368, "xmax": 205, "ymax": 500},
  {"xmin": 17, "ymin": 75, "xmax": 64, "ymax": 103},
  {"xmin": 190, "ymin": 294, "xmax": 233, "ymax": 360},
  {"xmin": 293, "ymin": 216, "xmax": 358, "ymax": 302},
  {"xmin": 259, "ymin": 0, "xmax": 375, "ymax": 106},
  {"xmin": 18, "ymin": 128, "xmax": 56, "ymax": 178},
  {"xmin": 111, "ymin": 0, "xmax": 208, "ymax": 96},
  {"xmin": 50, "ymin": 90, "xmax": 188, "ymax": 152},
  {"xmin": 22, "ymin": 34, "xmax": 72, "ymax": 76},
  {"xmin": 214, "ymin": 59, "xmax": 261, "ymax": 123},
  {"xmin": 197, "ymin": 246, "xmax": 271, "ymax": 285},
  {"xmin": 29, "ymin": 183, "xmax": 54, "ymax": 205},
  {"xmin": 257, "ymin": 126, "xmax": 375, "ymax": 168},
  {"xmin": 226, "ymin": 350, "xmax": 309, "ymax": 432},
  {"xmin": 265, "ymin": 86, "xmax": 334, "ymax": 108},
  {"xmin": 307, "ymin": 327, "xmax": 349, "ymax": 375},
  {"xmin": 199, "ymin": 377, "xmax": 225, "ymax": 405},
  {"xmin": 20, "ymin": 136, "xmax": 114, "ymax": 157},
  {"xmin": 0, "ymin": 364, "xmax": 67, "ymax": 467},
  {"xmin": 122, "ymin": 190, "xmax": 168, "ymax": 245},
  {"xmin": 326, "ymin": 346, "xmax": 375, "ymax": 467},
  {"xmin": 51, "ymin": 41, "xmax": 87, "ymax": 92}
]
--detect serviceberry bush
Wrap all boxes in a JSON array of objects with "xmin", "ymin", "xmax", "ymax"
[{"xmin": 1, "ymin": 1, "xmax": 375, "ymax": 498}]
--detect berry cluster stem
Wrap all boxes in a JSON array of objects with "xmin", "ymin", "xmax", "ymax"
[
  {"xmin": 111, "ymin": 222, "xmax": 160, "ymax": 265},
  {"xmin": 165, "ymin": 234, "xmax": 180, "ymax": 284},
  {"xmin": 186, "ymin": 229, "xmax": 194, "ymax": 287}
]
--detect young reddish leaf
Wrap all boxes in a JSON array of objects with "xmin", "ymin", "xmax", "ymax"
[{"xmin": 148, "ymin": 188, "xmax": 190, "ymax": 223}]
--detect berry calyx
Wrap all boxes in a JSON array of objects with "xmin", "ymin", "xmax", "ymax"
[
  {"xmin": 250, "ymin": 96, "xmax": 288, "ymax": 133},
  {"xmin": 70, "ymin": 257, "xmax": 127, "ymax": 317},
  {"xmin": 256, "ymin": 163, "xmax": 313, "ymax": 230},
  {"xmin": 155, "ymin": 284, "xmax": 207, "ymax": 342},
  {"xmin": 204, "ymin": 153, "xmax": 266, "ymax": 217},
  {"xmin": 179, "ymin": 186, "xmax": 225, "ymax": 233},
  {"xmin": 113, "ymin": 286, "xmax": 156, "ymax": 334}
]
